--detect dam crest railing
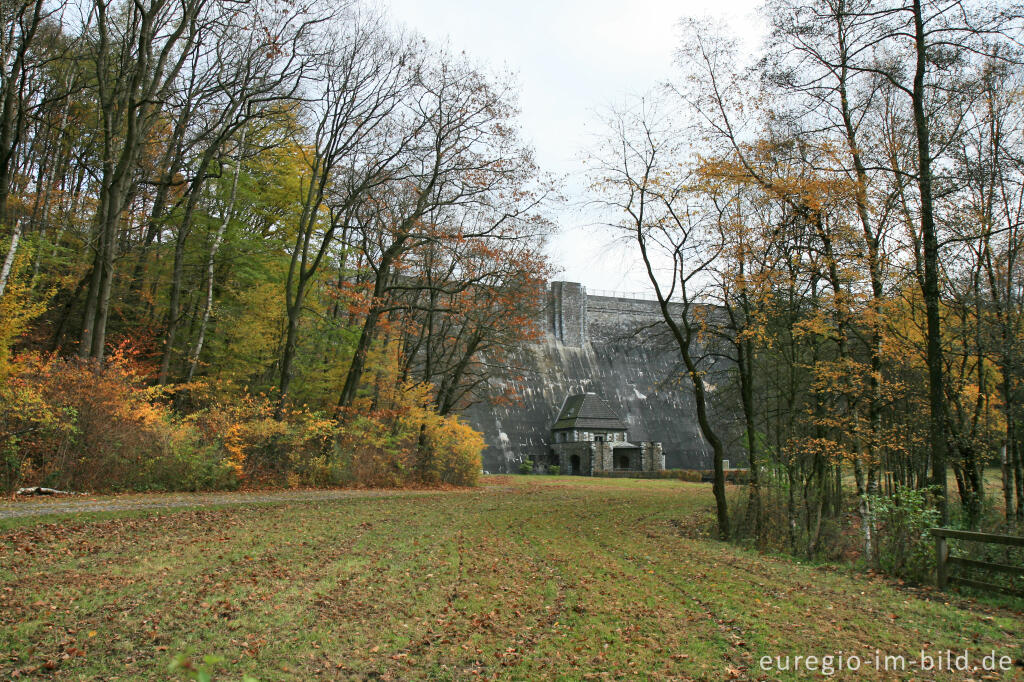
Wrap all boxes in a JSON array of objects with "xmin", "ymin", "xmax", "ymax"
[{"xmin": 581, "ymin": 288, "xmax": 660, "ymax": 302}]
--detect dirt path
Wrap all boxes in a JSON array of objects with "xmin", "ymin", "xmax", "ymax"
[{"xmin": 0, "ymin": 486, "xmax": 486, "ymax": 519}]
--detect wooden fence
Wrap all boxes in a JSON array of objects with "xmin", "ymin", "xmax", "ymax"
[{"xmin": 932, "ymin": 528, "xmax": 1024, "ymax": 597}]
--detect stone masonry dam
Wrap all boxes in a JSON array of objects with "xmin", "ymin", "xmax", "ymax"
[{"xmin": 460, "ymin": 282, "xmax": 735, "ymax": 474}]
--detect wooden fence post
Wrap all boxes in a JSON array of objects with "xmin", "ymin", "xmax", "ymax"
[{"xmin": 935, "ymin": 534, "xmax": 948, "ymax": 590}]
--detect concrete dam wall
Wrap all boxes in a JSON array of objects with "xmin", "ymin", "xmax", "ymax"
[{"xmin": 461, "ymin": 282, "xmax": 739, "ymax": 473}]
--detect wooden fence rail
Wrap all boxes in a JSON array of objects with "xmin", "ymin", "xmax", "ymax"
[{"xmin": 932, "ymin": 528, "xmax": 1024, "ymax": 598}]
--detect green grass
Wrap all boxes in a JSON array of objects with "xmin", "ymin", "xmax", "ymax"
[{"xmin": 1, "ymin": 476, "xmax": 1021, "ymax": 680}]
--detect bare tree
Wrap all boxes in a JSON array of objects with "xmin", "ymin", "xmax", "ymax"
[
  {"xmin": 589, "ymin": 99, "xmax": 731, "ymax": 539},
  {"xmin": 335, "ymin": 52, "xmax": 537, "ymax": 410}
]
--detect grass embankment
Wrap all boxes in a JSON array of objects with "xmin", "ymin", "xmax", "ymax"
[{"xmin": 1, "ymin": 477, "xmax": 1021, "ymax": 680}]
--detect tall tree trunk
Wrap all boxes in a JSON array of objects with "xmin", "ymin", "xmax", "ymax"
[
  {"xmin": 0, "ymin": 218, "xmax": 22, "ymax": 298},
  {"xmin": 278, "ymin": 287, "xmax": 308, "ymax": 408},
  {"xmin": 738, "ymin": 333, "xmax": 762, "ymax": 543},
  {"xmin": 187, "ymin": 136, "xmax": 244, "ymax": 381},
  {"xmin": 786, "ymin": 461, "xmax": 797, "ymax": 552},
  {"xmin": 1013, "ymin": 431, "xmax": 1023, "ymax": 521},
  {"xmin": 80, "ymin": 162, "xmax": 131, "ymax": 361},
  {"xmin": 90, "ymin": 212, "xmax": 118, "ymax": 359},
  {"xmin": 77, "ymin": 182, "xmax": 108, "ymax": 359},
  {"xmin": 1001, "ymin": 439, "xmax": 1012, "ymax": 521},
  {"xmin": 158, "ymin": 174, "xmax": 206, "ymax": 384},
  {"xmin": 337, "ymin": 301, "xmax": 383, "ymax": 410},
  {"xmin": 337, "ymin": 241, "xmax": 409, "ymax": 411},
  {"xmin": 634, "ymin": 226, "xmax": 730, "ymax": 539},
  {"xmin": 911, "ymin": 0, "xmax": 949, "ymax": 521},
  {"xmin": 835, "ymin": 10, "xmax": 883, "ymax": 560}
]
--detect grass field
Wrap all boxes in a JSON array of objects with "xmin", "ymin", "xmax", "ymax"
[{"xmin": 1, "ymin": 477, "xmax": 1021, "ymax": 680}]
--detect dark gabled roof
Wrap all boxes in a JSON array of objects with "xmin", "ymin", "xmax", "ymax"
[{"xmin": 552, "ymin": 393, "xmax": 627, "ymax": 431}]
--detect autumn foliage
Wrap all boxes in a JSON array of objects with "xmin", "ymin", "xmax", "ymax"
[
  {"xmin": 0, "ymin": 0, "xmax": 547, "ymax": 494},
  {"xmin": 1, "ymin": 341, "xmax": 483, "ymax": 493},
  {"xmin": 3, "ymin": 347, "xmax": 228, "ymax": 492}
]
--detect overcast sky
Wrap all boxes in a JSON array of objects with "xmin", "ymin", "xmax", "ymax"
[{"xmin": 381, "ymin": 0, "xmax": 766, "ymax": 293}]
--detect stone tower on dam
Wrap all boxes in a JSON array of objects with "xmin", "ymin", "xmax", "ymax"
[{"xmin": 461, "ymin": 281, "xmax": 732, "ymax": 473}]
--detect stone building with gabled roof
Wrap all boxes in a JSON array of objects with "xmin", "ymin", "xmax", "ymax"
[
  {"xmin": 551, "ymin": 393, "xmax": 628, "ymax": 444},
  {"xmin": 545, "ymin": 391, "xmax": 664, "ymax": 475}
]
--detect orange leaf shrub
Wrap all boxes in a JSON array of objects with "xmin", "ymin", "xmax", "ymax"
[
  {"xmin": 2, "ymin": 330, "xmax": 483, "ymax": 492},
  {"xmin": 420, "ymin": 414, "xmax": 484, "ymax": 485},
  {"xmin": 186, "ymin": 390, "xmax": 338, "ymax": 487},
  {"xmin": 4, "ymin": 348, "xmax": 235, "ymax": 492},
  {"xmin": 334, "ymin": 362, "xmax": 483, "ymax": 487}
]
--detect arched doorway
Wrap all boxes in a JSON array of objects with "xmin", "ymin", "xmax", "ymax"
[
  {"xmin": 616, "ymin": 453, "xmax": 630, "ymax": 470},
  {"xmin": 570, "ymin": 454, "xmax": 581, "ymax": 475}
]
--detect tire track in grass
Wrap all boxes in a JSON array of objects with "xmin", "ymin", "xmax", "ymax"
[
  {"xmin": 496, "ymin": 502, "xmax": 665, "ymax": 677},
  {"xmin": 568, "ymin": 506, "xmax": 749, "ymax": 680},
  {"xmin": 307, "ymin": 491, "xmax": 568, "ymax": 678},
  {"xmin": 413, "ymin": 491, "xmax": 574, "ymax": 675},
  {"xmin": 478, "ymin": 514, "xmax": 569, "ymax": 671},
  {"xmin": 501, "ymin": 487, "xmax": 727, "ymax": 679},
  {"xmin": 307, "ymin": 499, "xmax": 469, "ymax": 676},
  {"xmin": 396, "ymin": 484, "xmax": 697, "ymax": 678},
  {"xmin": 381, "ymin": 513, "xmax": 572, "ymax": 678}
]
